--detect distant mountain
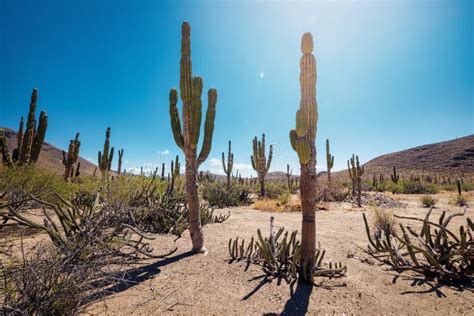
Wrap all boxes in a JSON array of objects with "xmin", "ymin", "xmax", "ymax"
[{"xmin": 0, "ymin": 127, "xmax": 97, "ymax": 175}]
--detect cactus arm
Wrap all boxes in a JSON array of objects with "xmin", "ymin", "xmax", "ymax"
[
  {"xmin": 266, "ymin": 145, "xmax": 273, "ymax": 173},
  {"xmin": 30, "ymin": 110, "xmax": 48, "ymax": 162},
  {"xmin": 169, "ymin": 89, "xmax": 184, "ymax": 150},
  {"xmin": 196, "ymin": 89, "xmax": 217, "ymax": 168},
  {"xmin": 190, "ymin": 76, "xmax": 203, "ymax": 149}
]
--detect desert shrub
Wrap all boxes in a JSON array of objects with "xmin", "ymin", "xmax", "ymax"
[
  {"xmin": 401, "ymin": 181, "xmax": 437, "ymax": 194},
  {"xmin": 0, "ymin": 165, "xmax": 77, "ymax": 205},
  {"xmin": 420, "ymin": 195, "xmax": 437, "ymax": 207},
  {"xmin": 201, "ymin": 182, "xmax": 251, "ymax": 208},
  {"xmin": 371, "ymin": 208, "xmax": 396, "ymax": 238},
  {"xmin": 315, "ymin": 182, "xmax": 350, "ymax": 202},
  {"xmin": 449, "ymin": 195, "xmax": 468, "ymax": 207},
  {"xmin": 265, "ymin": 182, "xmax": 289, "ymax": 200},
  {"xmin": 363, "ymin": 207, "xmax": 473, "ymax": 281},
  {"xmin": 253, "ymin": 199, "xmax": 283, "ymax": 212},
  {"xmin": 0, "ymin": 244, "xmax": 97, "ymax": 315}
]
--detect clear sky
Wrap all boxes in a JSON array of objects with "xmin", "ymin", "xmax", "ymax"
[{"xmin": 1, "ymin": 0, "xmax": 473, "ymax": 176}]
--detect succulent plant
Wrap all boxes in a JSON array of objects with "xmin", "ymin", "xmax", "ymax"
[
  {"xmin": 251, "ymin": 134, "xmax": 273, "ymax": 197},
  {"xmin": 168, "ymin": 21, "xmax": 217, "ymax": 253},
  {"xmin": 222, "ymin": 140, "xmax": 233, "ymax": 187},
  {"xmin": 98, "ymin": 127, "xmax": 114, "ymax": 178},
  {"xmin": 62, "ymin": 132, "xmax": 81, "ymax": 181}
]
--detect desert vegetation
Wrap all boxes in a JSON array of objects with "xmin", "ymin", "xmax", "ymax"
[{"xmin": 1, "ymin": 16, "xmax": 473, "ymax": 316}]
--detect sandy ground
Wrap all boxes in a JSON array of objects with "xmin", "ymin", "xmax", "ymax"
[{"xmin": 3, "ymin": 192, "xmax": 474, "ymax": 315}]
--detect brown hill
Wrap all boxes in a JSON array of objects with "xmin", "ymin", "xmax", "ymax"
[{"xmin": 1, "ymin": 127, "xmax": 97, "ymax": 176}]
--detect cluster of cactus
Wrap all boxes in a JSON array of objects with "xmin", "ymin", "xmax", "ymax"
[
  {"xmin": 228, "ymin": 217, "xmax": 346, "ymax": 282},
  {"xmin": 168, "ymin": 21, "xmax": 217, "ymax": 253},
  {"xmin": 347, "ymin": 154, "xmax": 364, "ymax": 207},
  {"xmin": 326, "ymin": 139, "xmax": 334, "ymax": 188},
  {"xmin": 166, "ymin": 155, "xmax": 180, "ymax": 196},
  {"xmin": 0, "ymin": 89, "xmax": 48, "ymax": 167},
  {"xmin": 251, "ymin": 133, "xmax": 273, "ymax": 197},
  {"xmin": 98, "ymin": 127, "xmax": 114, "ymax": 178},
  {"xmin": 363, "ymin": 207, "xmax": 473, "ymax": 281},
  {"xmin": 62, "ymin": 133, "xmax": 81, "ymax": 181},
  {"xmin": 222, "ymin": 140, "xmax": 234, "ymax": 187},
  {"xmin": 198, "ymin": 170, "xmax": 216, "ymax": 183}
]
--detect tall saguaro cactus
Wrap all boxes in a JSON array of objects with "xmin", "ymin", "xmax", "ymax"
[
  {"xmin": 347, "ymin": 154, "xmax": 356, "ymax": 197},
  {"xmin": 251, "ymin": 134, "xmax": 273, "ymax": 197},
  {"xmin": 62, "ymin": 133, "xmax": 81, "ymax": 181},
  {"xmin": 326, "ymin": 139, "xmax": 334, "ymax": 188},
  {"xmin": 169, "ymin": 21, "xmax": 217, "ymax": 253},
  {"xmin": 222, "ymin": 140, "xmax": 234, "ymax": 187},
  {"xmin": 0, "ymin": 129, "xmax": 12, "ymax": 167},
  {"xmin": 98, "ymin": 127, "xmax": 115, "ymax": 178},
  {"xmin": 286, "ymin": 164, "xmax": 293, "ymax": 190},
  {"xmin": 391, "ymin": 166, "xmax": 399, "ymax": 184},
  {"xmin": 117, "ymin": 149, "xmax": 124, "ymax": 176},
  {"xmin": 289, "ymin": 32, "xmax": 318, "ymax": 280}
]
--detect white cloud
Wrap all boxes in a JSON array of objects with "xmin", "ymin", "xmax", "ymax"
[
  {"xmin": 208, "ymin": 158, "xmax": 221, "ymax": 166},
  {"xmin": 158, "ymin": 149, "xmax": 170, "ymax": 155}
]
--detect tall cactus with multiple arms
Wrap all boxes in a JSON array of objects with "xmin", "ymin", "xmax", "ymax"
[
  {"xmin": 117, "ymin": 149, "xmax": 124, "ymax": 176},
  {"xmin": 98, "ymin": 127, "xmax": 115, "ymax": 178},
  {"xmin": 12, "ymin": 117, "xmax": 24, "ymax": 161},
  {"xmin": 251, "ymin": 134, "xmax": 273, "ymax": 197},
  {"xmin": 222, "ymin": 140, "xmax": 234, "ymax": 187},
  {"xmin": 289, "ymin": 32, "xmax": 318, "ymax": 280},
  {"xmin": 326, "ymin": 139, "xmax": 334, "ymax": 188},
  {"xmin": 62, "ymin": 133, "xmax": 81, "ymax": 181},
  {"xmin": 168, "ymin": 21, "xmax": 217, "ymax": 253}
]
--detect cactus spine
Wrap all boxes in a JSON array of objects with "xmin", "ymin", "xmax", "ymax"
[
  {"xmin": 168, "ymin": 22, "xmax": 217, "ymax": 253},
  {"xmin": 326, "ymin": 139, "xmax": 334, "ymax": 188},
  {"xmin": 98, "ymin": 127, "xmax": 114, "ymax": 178},
  {"xmin": 222, "ymin": 140, "xmax": 234, "ymax": 187},
  {"xmin": 289, "ymin": 32, "xmax": 318, "ymax": 281},
  {"xmin": 251, "ymin": 134, "xmax": 273, "ymax": 197},
  {"xmin": 117, "ymin": 149, "xmax": 124, "ymax": 176},
  {"xmin": 62, "ymin": 133, "xmax": 81, "ymax": 181}
]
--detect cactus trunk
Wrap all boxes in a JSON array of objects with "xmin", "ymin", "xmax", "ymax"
[{"xmin": 185, "ymin": 150, "xmax": 205, "ymax": 251}]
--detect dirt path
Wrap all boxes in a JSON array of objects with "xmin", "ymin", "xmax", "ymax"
[{"xmin": 83, "ymin": 193, "xmax": 473, "ymax": 315}]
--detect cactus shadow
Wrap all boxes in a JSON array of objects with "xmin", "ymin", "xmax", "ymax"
[
  {"xmin": 393, "ymin": 274, "xmax": 473, "ymax": 297},
  {"xmin": 84, "ymin": 251, "xmax": 194, "ymax": 305},
  {"xmin": 264, "ymin": 278, "xmax": 313, "ymax": 316}
]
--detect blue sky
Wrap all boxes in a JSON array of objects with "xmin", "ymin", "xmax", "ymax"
[{"xmin": 1, "ymin": 0, "xmax": 473, "ymax": 176}]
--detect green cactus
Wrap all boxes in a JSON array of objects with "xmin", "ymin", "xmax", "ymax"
[
  {"xmin": 6, "ymin": 89, "xmax": 48, "ymax": 165},
  {"xmin": 62, "ymin": 132, "xmax": 81, "ymax": 181},
  {"xmin": 222, "ymin": 140, "xmax": 234, "ymax": 187},
  {"xmin": 251, "ymin": 133, "xmax": 273, "ymax": 197},
  {"xmin": 166, "ymin": 155, "xmax": 180, "ymax": 196},
  {"xmin": 74, "ymin": 162, "xmax": 81, "ymax": 178},
  {"xmin": 168, "ymin": 22, "xmax": 217, "ymax": 253},
  {"xmin": 0, "ymin": 129, "xmax": 12, "ymax": 167},
  {"xmin": 326, "ymin": 139, "xmax": 334, "ymax": 188},
  {"xmin": 347, "ymin": 154, "xmax": 356, "ymax": 197},
  {"xmin": 286, "ymin": 164, "xmax": 293, "ymax": 190},
  {"xmin": 391, "ymin": 166, "xmax": 399, "ymax": 184},
  {"xmin": 98, "ymin": 127, "xmax": 114, "ymax": 178},
  {"xmin": 161, "ymin": 162, "xmax": 165, "ymax": 181},
  {"xmin": 117, "ymin": 149, "xmax": 124, "ymax": 176},
  {"xmin": 348, "ymin": 155, "xmax": 364, "ymax": 207},
  {"xmin": 289, "ymin": 32, "xmax": 319, "ymax": 281}
]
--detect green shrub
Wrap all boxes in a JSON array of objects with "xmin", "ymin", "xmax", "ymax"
[
  {"xmin": 201, "ymin": 182, "xmax": 251, "ymax": 208},
  {"xmin": 420, "ymin": 195, "xmax": 437, "ymax": 207},
  {"xmin": 265, "ymin": 182, "xmax": 289, "ymax": 200},
  {"xmin": 0, "ymin": 165, "xmax": 77, "ymax": 204},
  {"xmin": 402, "ymin": 181, "xmax": 437, "ymax": 194}
]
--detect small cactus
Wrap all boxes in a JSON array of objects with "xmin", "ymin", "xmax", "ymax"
[
  {"xmin": 98, "ymin": 127, "xmax": 114, "ymax": 178},
  {"xmin": 286, "ymin": 164, "xmax": 293, "ymax": 190},
  {"xmin": 251, "ymin": 134, "xmax": 273, "ymax": 197},
  {"xmin": 326, "ymin": 139, "xmax": 334, "ymax": 188},
  {"xmin": 62, "ymin": 132, "xmax": 81, "ymax": 181},
  {"xmin": 391, "ymin": 166, "xmax": 399, "ymax": 184},
  {"xmin": 222, "ymin": 140, "xmax": 234, "ymax": 187}
]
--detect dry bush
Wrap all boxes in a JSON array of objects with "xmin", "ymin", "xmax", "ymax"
[
  {"xmin": 201, "ymin": 182, "xmax": 251, "ymax": 208},
  {"xmin": 363, "ymin": 207, "xmax": 473, "ymax": 281},
  {"xmin": 420, "ymin": 195, "xmax": 437, "ymax": 208},
  {"xmin": 449, "ymin": 195, "xmax": 468, "ymax": 207},
  {"xmin": 315, "ymin": 182, "xmax": 350, "ymax": 202},
  {"xmin": 371, "ymin": 208, "xmax": 396, "ymax": 238}
]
